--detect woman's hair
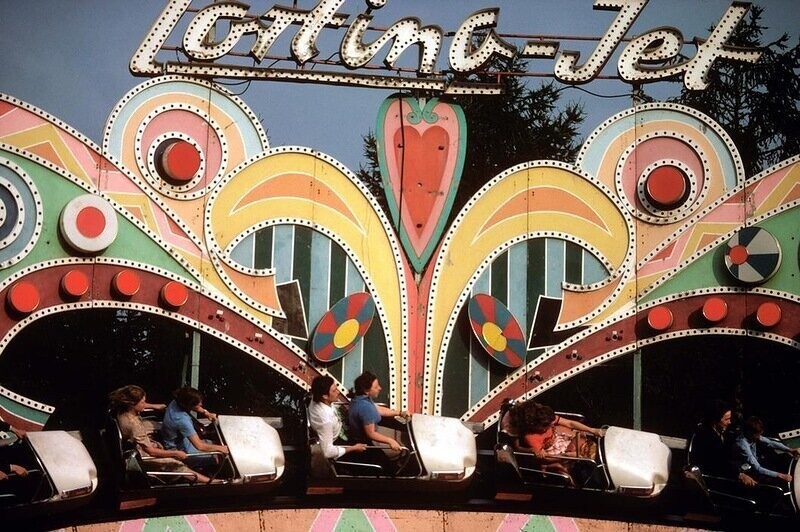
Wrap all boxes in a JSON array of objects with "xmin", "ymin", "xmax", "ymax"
[
  {"xmin": 108, "ymin": 385, "xmax": 145, "ymax": 414},
  {"xmin": 518, "ymin": 401, "xmax": 556, "ymax": 433},
  {"xmin": 173, "ymin": 386, "xmax": 203, "ymax": 411},
  {"xmin": 311, "ymin": 375, "xmax": 335, "ymax": 402},
  {"xmin": 742, "ymin": 416, "xmax": 765, "ymax": 438},
  {"xmin": 702, "ymin": 399, "xmax": 731, "ymax": 426},
  {"xmin": 353, "ymin": 371, "xmax": 378, "ymax": 396}
]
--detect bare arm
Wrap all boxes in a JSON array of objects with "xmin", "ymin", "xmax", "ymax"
[
  {"xmin": 363, "ymin": 423, "xmax": 400, "ymax": 451},
  {"xmin": 187, "ymin": 433, "xmax": 228, "ymax": 454},
  {"xmin": 558, "ymin": 417, "xmax": 603, "ymax": 437},
  {"xmin": 375, "ymin": 405, "xmax": 409, "ymax": 419},
  {"xmin": 140, "ymin": 443, "xmax": 188, "ymax": 460}
]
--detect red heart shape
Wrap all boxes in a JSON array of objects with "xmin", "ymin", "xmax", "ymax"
[{"xmin": 392, "ymin": 125, "xmax": 449, "ymax": 239}]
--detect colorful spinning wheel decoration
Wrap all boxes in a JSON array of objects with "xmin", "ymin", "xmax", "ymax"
[
  {"xmin": 468, "ymin": 294, "xmax": 526, "ymax": 369},
  {"xmin": 311, "ymin": 292, "xmax": 376, "ymax": 363},
  {"xmin": 724, "ymin": 227, "xmax": 781, "ymax": 284}
]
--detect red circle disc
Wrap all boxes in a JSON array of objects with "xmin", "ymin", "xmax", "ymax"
[
  {"xmin": 113, "ymin": 270, "xmax": 141, "ymax": 297},
  {"xmin": 161, "ymin": 140, "xmax": 201, "ymax": 183},
  {"xmin": 728, "ymin": 245, "xmax": 749, "ymax": 266},
  {"xmin": 756, "ymin": 302, "xmax": 781, "ymax": 328},
  {"xmin": 161, "ymin": 281, "xmax": 189, "ymax": 308},
  {"xmin": 61, "ymin": 270, "xmax": 89, "ymax": 298},
  {"xmin": 7, "ymin": 281, "xmax": 40, "ymax": 314},
  {"xmin": 702, "ymin": 297, "xmax": 728, "ymax": 323},
  {"xmin": 646, "ymin": 166, "xmax": 687, "ymax": 207},
  {"xmin": 75, "ymin": 206, "xmax": 106, "ymax": 238},
  {"xmin": 647, "ymin": 306, "xmax": 673, "ymax": 331}
]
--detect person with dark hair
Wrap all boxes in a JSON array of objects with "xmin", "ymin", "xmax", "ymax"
[
  {"xmin": 733, "ymin": 416, "xmax": 799, "ymax": 484},
  {"xmin": 307, "ymin": 375, "xmax": 367, "ymax": 459},
  {"xmin": 161, "ymin": 386, "xmax": 228, "ymax": 467},
  {"xmin": 516, "ymin": 401, "xmax": 603, "ymax": 459},
  {"xmin": 108, "ymin": 385, "xmax": 214, "ymax": 483},
  {"xmin": 348, "ymin": 371, "xmax": 408, "ymax": 461},
  {"xmin": 690, "ymin": 400, "xmax": 755, "ymax": 485}
]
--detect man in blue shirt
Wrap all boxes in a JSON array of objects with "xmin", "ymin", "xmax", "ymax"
[{"xmin": 733, "ymin": 416, "xmax": 800, "ymax": 484}]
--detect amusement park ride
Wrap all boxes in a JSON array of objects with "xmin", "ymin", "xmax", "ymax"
[{"xmin": 0, "ymin": 0, "xmax": 798, "ymax": 527}]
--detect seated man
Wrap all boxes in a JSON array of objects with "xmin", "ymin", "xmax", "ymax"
[
  {"xmin": 347, "ymin": 371, "xmax": 409, "ymax": 473},
  {"xmin": 733, "ymin": 416, "xmax": 799, "ymax": 485},
  {"xmin": 307, "ymin": 375, "xmax": 366, "ymax": 460}
]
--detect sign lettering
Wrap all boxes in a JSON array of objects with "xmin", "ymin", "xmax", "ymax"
[{"xmin": 131, "ymin": 0, "xmax": 763, "ymax": 94}]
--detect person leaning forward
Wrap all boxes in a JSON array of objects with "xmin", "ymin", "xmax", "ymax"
[{"xmin": 347, "ymin": 371, "xmax": 410, "ymax": 471}]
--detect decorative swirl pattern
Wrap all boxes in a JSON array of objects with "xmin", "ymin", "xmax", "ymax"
[
  {"xmin": 0, "ymin": 157, "xmax": 42, "ymax": 268},
  {"xmin": 103, "ymin": 76, "xmax": 269, "ymax": 201}
]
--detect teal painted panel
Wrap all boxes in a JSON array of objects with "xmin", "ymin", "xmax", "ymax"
[
  {"xmin": 308, "ymin": 231, "xmax": 331, "ymax": 328},
  {"xmin": 273, "ymin": 225, "xmax": 295, "ymax": 284}
]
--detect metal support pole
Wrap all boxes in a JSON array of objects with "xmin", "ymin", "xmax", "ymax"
[
  {"xmin": 633, "ymin": 349, "xmax": 642, "ymax": 430},
  {"xmin": 190, "ymin": 330, "xmax": 201, "ymax": 388}
]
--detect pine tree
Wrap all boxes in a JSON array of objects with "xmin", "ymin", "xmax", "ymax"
[
  {"xmin": 357, "ymin": 57, "xmax": 585, "ymax": 216},
  {"xmin": 671, "ymin": 5, "xmax": 800, "ymax": 176}
]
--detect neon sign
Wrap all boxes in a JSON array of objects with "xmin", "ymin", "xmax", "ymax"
[{"xmin": 132, "ymin": 0, "xmax": 763, "ymax": 94}]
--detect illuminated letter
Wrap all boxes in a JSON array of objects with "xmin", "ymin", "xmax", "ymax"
[
  {"xmin": 683, "ymin": 2, "xmax": 762, "ymax": 90},
  {"xmin": 285, "ymin": 0, "xmax": 349, "ymax": 64},
  {"xmin": 554, "ymin": 0, "xmax": 646, "ymax": 83},
  {"xmin": 131, "ymin": 0, "xmax": 192, "ymax": 75},
  {"xmin": 341, "ymin": 16, "xmax": 443, "ymax": 73},
  {"xmin": 449, "ymin": 8, "xmax": 516, "ymax": 73},
  {"xmin": 183, "ymin": 2, "xmax": 261, "ymax": 60},
  {"xmin": 617, "ymin": 28, "xmax": 684, "ymax": 82}
]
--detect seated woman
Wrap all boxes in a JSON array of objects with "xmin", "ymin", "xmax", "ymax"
[
  {"xmin": 108, "ymin": 385, "xmax": 214, "ymax": 484},
  {"xmin": 513, "ymin": 400, "xmax": 604, "ymax": 483},
  {"xmin": 307, "ymin": 375, "xmax": 367, "ymax": 459},
  {"xmin": 161, "ymin": 387, "xmax": 229, "ymax": 470},
  {"xmin": 347, "ymin": 371, "xmax": 410, "ymax": 474}
]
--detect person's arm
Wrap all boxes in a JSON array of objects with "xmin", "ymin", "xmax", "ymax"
[
  {"xmin": 143, "ymin": 402, "xmax": 167, "ymax": 411},
  {"xmin": 192, "ymin": 404, "xmax": 218, "ymax": 422},
  {"xmin": 557, "ymin": 417, "xmax": 604, "ymax": 437},
  {"xmin": 759, "ymin": 435, "xmax": 800, "ymax": 456},
  {"xmin": 363, "ymin": 423, "xmax": 401, "ymax": 451},
  {"xmin": 736, "ymin": 438, "xmax": 787, "ymax": 480},
  {"xmin": 314, "ymin": 413, "xmax": 346, "ymax": 460},
  {"xmin": 140, "ymin": 442, "xmax": 188, "ymax": 461},
  {"xmin": 375, "ymin": 405, "xmax": 409, "ymax": 419},
  {"xmin": 187, "ymin": 433, "xmax": 228, "ymax": 454}
]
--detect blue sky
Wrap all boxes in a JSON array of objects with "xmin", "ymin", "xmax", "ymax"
[{"xmin": 0, "ymin": 1, "xmax": 796, "ymax": 172}]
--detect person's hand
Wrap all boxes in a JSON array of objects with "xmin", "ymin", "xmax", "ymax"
[
  {"xmin": 534, "ymin": 448, "xmax": 547, "ymax": 459},
  {"xmin": 0, "ymin": 471, "xmax": 7, "ymax": 481},
  {"xmin": 173, "ymin": 450, "xmax": 188, "ymax": 460},
  {"xmin": 10, "ymin": 464, "xmax": 28, "ymax": 476},
  {"xmin": 351, "ymin": 443, "xmax": 367, "ymax": 452},
  {"xmin": 777, "ymin": 472, "xmax": 792, "ymax": 482},
  {"xmin": 388, "ymin": 439, "xmax": 401, "ymax": 451},
  {"xmin": 593, "ymin": 428, "xmax": 605, "ymax": 437},
  {"xmin": 200, "ymin": 409, "xmax": 217, "ymax": 422},
  {"xmin": 738, "ymin": 472, "xmax": 757, "ymax": 487},
  {"xmin": 219, "ymin": 444, "xmax": 229, "ymax": 455}
]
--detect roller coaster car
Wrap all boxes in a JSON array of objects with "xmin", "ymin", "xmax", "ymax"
[
  {"xmin": 107, "ymin": 412, "xmax": 284, "ymax": 508},
  {"xmin": 494, "ymin": 400, "xmax": 671, "ymax": 498},
  {"xmin": 0, "ymin": 430, "xmax": 97, "ymax": 516},
  {"xmin": 685, "ymin": 426, "xmax": 799, "ymax": 516},
  {"xmin": 306, "ymin": 401, "xmax": 481, "ymax": 493}
]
